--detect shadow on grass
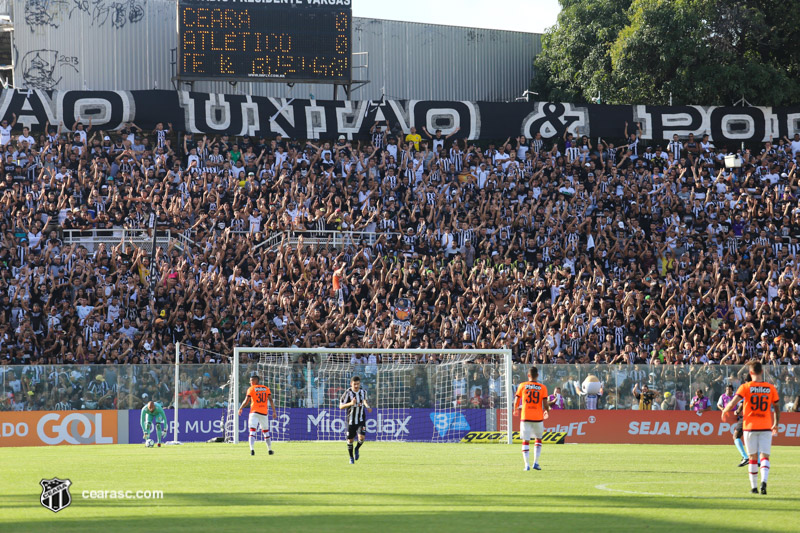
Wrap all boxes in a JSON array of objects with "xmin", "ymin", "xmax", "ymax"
[
  {"xmin": 0, "ymin": 508, "xmax": 789, "ymax": 533},
  {"xmin": 3, "ymin": 491, "xmax": 799, "ymax": 512}
]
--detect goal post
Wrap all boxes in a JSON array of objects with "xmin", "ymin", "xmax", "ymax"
[
  {"xmin": 231, "ymin": 347, "xmax": 514, "ymax": 444},
  {"xmin": 173, "ymin": 342, "xmax": 238, "ymax": 444},
  {"xmin": 173, "ymin": 342, "xmax": 180, "ymax": 444}
]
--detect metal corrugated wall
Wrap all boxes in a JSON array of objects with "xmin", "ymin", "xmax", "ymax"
[
  {"xmin": 11, "ymin": 0, "xmax": 175, "ymax": 91},
  {"xmin": 10, "ymin": 0, "xmax": 541, "ymax": 101}
]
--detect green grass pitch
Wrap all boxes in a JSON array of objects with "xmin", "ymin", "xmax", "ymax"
[{"xmin": 3, "ymin": 442, "xmax": 799, "ymax": 532}]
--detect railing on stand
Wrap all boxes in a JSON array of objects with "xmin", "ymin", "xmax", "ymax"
[
  {"xmin": 62, "ymin": 229, "xmax": 176, "ymax": 254},
  {"xmin": 61, "ymin": 228, "xmax": 400, "ymax": 255},
  {"xmin": 171, "ymin": 232, "xmax": 198, "ymax": 255},
  {"xmin": 255, "ymin": 230, "xmax": 399, "ymax": 252}
]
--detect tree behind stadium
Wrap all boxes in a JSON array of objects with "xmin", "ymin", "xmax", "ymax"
[{"xmin": 532, "ymin": 0, "xmax": 800, "ymax": 107}]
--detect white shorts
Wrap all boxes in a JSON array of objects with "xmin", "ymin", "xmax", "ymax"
[
  {"xmin": 744, "ymin": 430, "xmax": 772, "ymax": 456},
  {"xmin": 248, "ymin": 412, "xmax": 270, "ymax": 431},
  {"xmin": 520, "ymin": 421, "xmax": 544, "ymax": 441}
]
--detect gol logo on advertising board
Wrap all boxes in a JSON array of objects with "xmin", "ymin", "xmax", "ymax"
[{"xmin": 0, "ymin": 411, "xmax": 117, "ymax": 447}]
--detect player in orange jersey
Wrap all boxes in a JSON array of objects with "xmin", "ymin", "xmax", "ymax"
[
  {"xmin": 239, "ymin": 374, "xmax": 278, "ymax": 456},
  {"xmin": 721, "ymin": 361, "xmax": 780, "ymax": 494},
  {"xmin": 513, "ymin": 366, "xmax": 550, "ymax": 471}
]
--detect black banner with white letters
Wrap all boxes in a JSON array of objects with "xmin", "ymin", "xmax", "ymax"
[{"xmin": 0, "ymin": 89, "xmax": 797, "ymax": 143}]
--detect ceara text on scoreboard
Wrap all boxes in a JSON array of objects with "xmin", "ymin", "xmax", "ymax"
[{"xmin": 179, "ymin": 0, "xmax": 351, "ymax": 82}]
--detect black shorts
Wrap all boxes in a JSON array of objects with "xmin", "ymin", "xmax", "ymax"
[
  {"xmin": 734, "ymin": 421, "xmax": 743, "ymax": 437},
  {"xmin": 347, "ymin": 423, "xmax": 366, "ymax": 440}
]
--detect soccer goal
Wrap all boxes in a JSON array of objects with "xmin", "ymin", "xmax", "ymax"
[{"xmin": 227, "ymin": 348, "xmax": 514, "ymax": 444}]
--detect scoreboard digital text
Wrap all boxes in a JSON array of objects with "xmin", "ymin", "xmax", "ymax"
[{"xmin": 179, "ymin": 0, "xmax": 352, "ymax": 82}]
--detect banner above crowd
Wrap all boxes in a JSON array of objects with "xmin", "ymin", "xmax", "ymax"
[{"xmin": 1, "ymin": 89, "xmax": 798, "ymax": 143}]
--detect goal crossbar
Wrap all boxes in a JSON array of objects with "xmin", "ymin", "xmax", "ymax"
[{"xmin": 232, "ymin": 347, "xmax": 514, "ymax": 444}]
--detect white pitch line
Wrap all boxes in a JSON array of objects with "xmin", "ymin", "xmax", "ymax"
[
  {"xmin": 595, "ymin": 482, "xmax": 752, "ymax": 501},
  {"xmin": 595, "ymin": 482, "xmax": 672, "ymax": 497}
]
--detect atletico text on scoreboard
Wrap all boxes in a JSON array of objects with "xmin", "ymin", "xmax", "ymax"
[{"xmin": 178, "ymin": 0, "xmax": 352, "ymax": 82}]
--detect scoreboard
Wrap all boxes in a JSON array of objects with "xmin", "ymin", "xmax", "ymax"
[{"xmin": 178, "ymin": 0, "xmax": 352, "ymax": 83}]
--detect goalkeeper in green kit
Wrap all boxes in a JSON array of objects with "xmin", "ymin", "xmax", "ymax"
[{"xmin": 141, "ymin": 401, "xmax": 168, "ymax": 447}]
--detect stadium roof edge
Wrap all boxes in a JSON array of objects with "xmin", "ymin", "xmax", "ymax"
[{"xmin": 354, "ymin": 16, "xmax": 542, "ymax": 37}]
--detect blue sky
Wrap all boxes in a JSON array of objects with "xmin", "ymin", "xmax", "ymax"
[{"xmin": 352, "ymin": 0, "xmax": 561, "ymax": 34}]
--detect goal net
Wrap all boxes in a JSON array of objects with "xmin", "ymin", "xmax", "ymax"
[
  {"xmin": 171, "ymin": 343, "xmax": 239, "ymax": 444},
  {"xmin": 229, "ymin": 348, "xmax": 513, "ymax": 444}
]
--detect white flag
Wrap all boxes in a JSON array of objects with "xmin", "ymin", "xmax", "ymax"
[{"xmin": 586, "ymin": 234, "xmax": 595, "ymax": 251}]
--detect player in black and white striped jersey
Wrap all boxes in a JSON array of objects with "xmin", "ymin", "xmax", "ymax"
[{"xmin": 339, "ymin": 376, "xmax": 372, "ymax": 464}]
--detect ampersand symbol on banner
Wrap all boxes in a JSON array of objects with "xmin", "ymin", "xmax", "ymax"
[{"xmin": 526, "ymin": 102, "xmax": 581, "ymax": 139}]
